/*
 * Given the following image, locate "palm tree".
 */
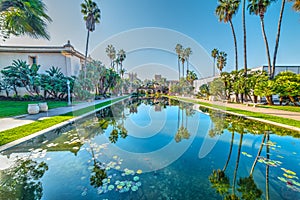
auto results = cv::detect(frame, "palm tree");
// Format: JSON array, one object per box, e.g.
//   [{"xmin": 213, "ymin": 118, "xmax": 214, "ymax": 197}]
[
  {"xmin": 248, "ymin": 0, "xmax": 274, "ymax": 78},
  {"xmin": 211, "ymin": 48, "xmax": 219, "ymax": 76},
  {"xmin": 215, "ymin": 0, "xmax": 240, "ymax": 71},
  {"xmin": 242, "ymin": 0, "xmax": 248, "ymax": 75},
  {"xmin": 175, "ymin": 44, "xmax": 183, "ymax": 81},
  {"xmin": 272, "ymin": 0, "xmax": 286, "ymax": 79},
  {"xmin": 217, "ymin": 51, "xmax": 227, "ymax": 73},
  {"xmin": 105, "ymin": 44, "xmax": 116, "ymax": 69},
  {"xmin": 184, "ymin": 47, "xmax": 192, "ymax": 74},
  {"xmin": 81, "ymin": 0, "xmax": 101, "ymax": 78},
  {"xmin": 117, "ymin": 49, "xmax": 126, "ymax": 74},
  {"xmin": 186, "ymin": 70, "xmax": 198, "ymax": 85},
  {"xmin": 0, "ymin": 0, "xmax": 52, "ymax": 40},
  {"xmin": 180, "ymin": 50, "xmax": 186, "ymax": 78}
]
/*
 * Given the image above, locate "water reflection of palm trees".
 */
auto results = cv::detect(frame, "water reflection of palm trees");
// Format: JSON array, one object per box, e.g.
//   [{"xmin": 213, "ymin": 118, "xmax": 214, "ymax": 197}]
[
  {"xmin": 174, "ymin": 101, "xmax": 195, "ymax": 143},
  {"xmin": 89, "ymin": 144, "xmax": 107, "ymax": 188},
  {"xmin": 0, "ymin": 157, "xmax": 48, "ymax": 200},
  {"xmin": 95, "ymin": 102, "xmax": 128, "ymax": 143},
  {"xmin": 206, "ymin": 108, "xmax": 287, "ymax": 199}
]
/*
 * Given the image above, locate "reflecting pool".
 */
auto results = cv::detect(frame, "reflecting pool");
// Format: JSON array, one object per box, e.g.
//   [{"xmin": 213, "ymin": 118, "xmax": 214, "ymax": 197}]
[{"xmin": 0, "ymin": 98, "xmax": 300, "ymax": 200}]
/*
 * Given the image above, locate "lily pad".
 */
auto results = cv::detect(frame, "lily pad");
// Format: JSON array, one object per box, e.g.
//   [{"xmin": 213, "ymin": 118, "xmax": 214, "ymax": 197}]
[
  {"xmin": 136, "ymin": 181, "xmax": 142, "ymax": 187},
  {"xmin": 108, "ymin": 185, "xmax": 114, "ymax": 191},
  {"xmin": 117, "ymin": 185, "xmax": 123, "ymax": 189},
  {"xmin": 133, "ymin": 176, "xmax": 139, "ymax": 181},
  {"xmin": 131, "ymin": 185, "xmax": 138, "ymax": 192},
  {"xmin": 281, "ymin": 168, "xmax": 297, "ymax": 176}
]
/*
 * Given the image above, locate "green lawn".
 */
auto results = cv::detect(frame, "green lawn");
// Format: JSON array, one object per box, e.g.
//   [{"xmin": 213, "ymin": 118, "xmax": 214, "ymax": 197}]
[
  {"xmin": 0, "ymin": 116, "xmax": 73, "ymax": 146},
  {"xmin": 0, "ymin": 100, "xmax": 68, "ymax": 118},
  {"xmin": 170, "ymin": 96, "xmax": 300, "ymax": 129},
  {"xmin": 0, "ymin": 96, "xmax": 128, "ymax": 146},
  {"xmin": 257, "ymin": 105, "xmax": 300, "ymax": 113}
]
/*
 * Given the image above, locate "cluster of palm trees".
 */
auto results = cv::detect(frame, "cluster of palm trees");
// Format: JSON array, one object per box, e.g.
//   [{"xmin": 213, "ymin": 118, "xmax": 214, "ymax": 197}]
[
  {"xmin": 215, "ymin": 0, "xmax": 300, "ymax": 79},
  {"xmin": 105, "ymin": 45, "xmax": 127, "ymax": 78},
  {"xmin": 206, "ymin": 109, "xmax": 297, "ymax": 199},
  {"xmin": 211, "ymin": 48, "xmax": 228, "ymax": 74},
  {"xmin": 175, "ymin": 44, "xmax": 193, "ymax": 80}
]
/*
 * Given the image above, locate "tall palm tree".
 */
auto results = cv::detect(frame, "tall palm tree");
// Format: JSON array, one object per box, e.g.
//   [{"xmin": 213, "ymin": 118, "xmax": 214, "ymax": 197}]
[
  {"xmin": 184, "ymin": 47, "xmax": 192, "ymax": 74},
  {"xmin": 81, "ymin": 0, "xmax": 101, "ymax": 78},
  {"xmin": 117, "ymin": 49, "xmax": 126, "ymax": 74},
  {"xmin": 271, "ymin": 0, "xmax": 300, "ymax": 79},
  {"xmin": 105, "ymin": 44, "xmax": 116, "ymax": 69},
  {"xmin": 211, "ymin": 48, "xmax": 219, "ymax": 76},
  {"xmin": 217, "ymin": 51, "xmax": 227, "ymax": 73},
  {"xmin": 248, "ymin": 0, "xmax": 274, "ymax": 78},
  {"xmin": 242, "ymin": 0, "xmax": 248, "ymax": 75},
  {"xmin": 216, "ymin": 0, "xmax": 240, "ymax": 71},
  {"xmin": 0, "ymin": 0, "xmax": 52, "ymax": 40},
  {"xmin": 180, "ymin": 50, "xmax": 186, "ymax": 78},
  {"xmin": 272, "ymin": 0, "xmax": 286, "ymax": 79},
  {"xmin": 175, "ymin": 44, "xmax": 183, "ymax": 81}
]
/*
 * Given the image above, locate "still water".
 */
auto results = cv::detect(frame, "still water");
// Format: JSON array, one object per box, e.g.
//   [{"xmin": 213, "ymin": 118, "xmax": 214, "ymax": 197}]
[{"xmin": 0, "ymin": 98, "xmax": 300, "ymax": 200}]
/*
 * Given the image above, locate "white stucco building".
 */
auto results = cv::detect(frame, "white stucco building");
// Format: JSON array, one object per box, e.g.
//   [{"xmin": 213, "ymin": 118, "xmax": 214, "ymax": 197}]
[
  {"xmin": 251, "ymin": 65, "xmax": 300, "ymax": 76},
  {"xmin": 0, "ymin": 41, "xmax": 90, "ymax": 76}
]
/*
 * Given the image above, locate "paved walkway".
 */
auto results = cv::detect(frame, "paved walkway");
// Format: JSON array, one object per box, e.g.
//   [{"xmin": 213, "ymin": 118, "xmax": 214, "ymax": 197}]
[
  {"xmin": 180, "ymin": 97, "xmax": 300, "ymax": 122},
  {"xmin": 0, "ymin": 97, "xmax": 121, "ymax": 132}
]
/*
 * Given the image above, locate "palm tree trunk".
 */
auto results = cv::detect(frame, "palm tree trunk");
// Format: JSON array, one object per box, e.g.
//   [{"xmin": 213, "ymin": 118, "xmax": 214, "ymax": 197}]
[
  {"xmin": 260, "ymin": 17, "xmax": 272, "ymax": 79},
  {"xmin": 266, "ymin": 132, "xmax": 270, "ymax": 200},
  {"xmin": 272, "ymin": 0, "xmax": 286, "ymax": 79},
  {"xmin": 233, "ymin": 133, "xmax": 243, "ymax": 195},
  {"xmin": 187, "ymin": 59, "xmax": 189, "ymax": 73},
  {"xmin": 177, "ymin": 106, "xmax": 180, "ymax": 130},
  {"xmin": 250, "ymin": 132, "xmax": 267, "ymax": 176},
  {"xmin": 223, "ymin": 132, "xmax": 235, "ymax": 172},
  {"xmin": 229, "ymin": 20, "xmax": 238, "ymax": 71},
  {"xmin": 178, "ymin": 58, "xmax": 181, "ymax": 81},
  {"xmin": 242, "ymin": 0, "xmax": 248, "ymax": 75},
  {"xmin": 213, "ymin": 58, "xmax": 216, "ymax": 77},
  {"xmin": 182, "ymin": 60, "xmax": 185, "ymax": 78},
  {"xmin": 84, "ymin": 30, "xmax": 90, "ymax": 79},
  {"xmin": 181, "ymin": 108, "xmax": 184, "ymax": 127}
]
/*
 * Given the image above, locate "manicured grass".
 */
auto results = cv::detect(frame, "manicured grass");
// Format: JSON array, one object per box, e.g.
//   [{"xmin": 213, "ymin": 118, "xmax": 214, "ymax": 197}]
[
  {"xmin": 0, "ymin": 96, "xmax": 128, "ymax": 146},
  {"xmin": 170, "ymin": 96, "xmax": 300, "ymax": 129},
  {"xmin": 0, "ymin": 100, "xmax": 68, "ymax": 118},
  {"xmin": 257, "ymin": 105, "xmax": 300, "ymax": 113},
  {"xmin": 0, "ymin": 116, "xmax": 73, "ymax": 146}
]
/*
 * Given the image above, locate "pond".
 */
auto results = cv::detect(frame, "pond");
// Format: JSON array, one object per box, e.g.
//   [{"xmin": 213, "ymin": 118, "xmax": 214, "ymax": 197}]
[{"xmin": 0, "ymin": 98, "xmax": 300, "ymax": 200}]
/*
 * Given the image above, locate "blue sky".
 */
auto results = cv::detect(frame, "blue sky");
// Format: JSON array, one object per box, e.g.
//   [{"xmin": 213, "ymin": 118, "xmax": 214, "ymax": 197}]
[{"xmin": 4, "ymin": 0, "xmax": 300, "ymax": 80}]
